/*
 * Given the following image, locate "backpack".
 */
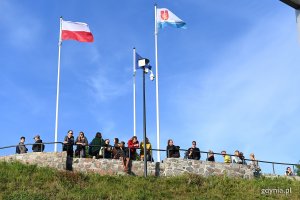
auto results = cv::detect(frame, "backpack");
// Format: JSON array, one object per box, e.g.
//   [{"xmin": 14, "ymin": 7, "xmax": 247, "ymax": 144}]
[{"xmin": 16, "ymin": 145, "xmax": 20, "ymax": 154}]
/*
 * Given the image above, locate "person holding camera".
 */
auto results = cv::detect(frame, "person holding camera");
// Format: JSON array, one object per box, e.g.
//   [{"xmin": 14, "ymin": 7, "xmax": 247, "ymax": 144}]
[
  {"xmin": 166, "ymin": 139, "xmax": 180, "ymax": 158},
  {"xmin": 186, "ymin": 141, "xmax": 200, "ymax": 160}
]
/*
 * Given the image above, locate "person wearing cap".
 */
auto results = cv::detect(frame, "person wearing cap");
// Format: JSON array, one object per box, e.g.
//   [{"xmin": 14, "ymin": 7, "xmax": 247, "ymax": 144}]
[{"xmin": 32, "ymin": 135, "xmax": 45, "ymax": 152}]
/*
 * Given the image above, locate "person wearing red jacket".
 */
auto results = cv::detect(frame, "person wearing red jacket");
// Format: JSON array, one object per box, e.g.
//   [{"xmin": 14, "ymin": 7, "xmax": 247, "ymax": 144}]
[{"xmin": 127, "ymin": 136, "xmax": 139, "ymax": 160}]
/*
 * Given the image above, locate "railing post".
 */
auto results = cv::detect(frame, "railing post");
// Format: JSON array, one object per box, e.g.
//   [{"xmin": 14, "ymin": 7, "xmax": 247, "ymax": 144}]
[
  {"xmin": 293, "ymin": 165, "xmax": 295, "ymax": 174},
  {"xmin": 128, "ymin": 147, "xmax": 131, "ymax": 159}
]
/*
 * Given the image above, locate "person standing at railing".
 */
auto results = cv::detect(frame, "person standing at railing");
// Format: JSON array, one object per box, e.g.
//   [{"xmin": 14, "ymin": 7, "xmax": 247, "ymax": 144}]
[
  {"xmin": 285, "ymin": 167, "xmax": 294, "ymax": 176},
  {"xmin": 185, "ymin": 141, "xmax": 200, "ymax": 160},
  {"xmin": 16, "ymin": 136, "xmax": 28, "ymax": 154},
  {"xmin": 75, "ymin": 131, "xmax": 88, "ymax": 158},
  {"xmin": 207, "ymin": 150, "xmax": 215, "ymax": 162},
  {"xmin": 140, "ymin": 137, "xmax": 153, "ymax": 162},
  {"xmin": 127, "ymin": 136, "xmax": 139, "ymax": 160},
  {"xmin": 117, "ymin": 141, "xmax": 130, "ymax": 172},
  {"xmin": 90, "ymin": 132, "xmax": 105, "ymax": 158},
  {"xmin": 166, "ymin": 139, "xmax": 180, "ymax": 158},
  {"xmin": 238, "ymin": 152, "xmax": 247, "ymax": 165},
  {"xmin": 249, "ymin": 153, "xmax": 261, "ymax": 177},
  {"xmin": 63, "ymin": 130, "xmax": 74, "ymax": 157},
  {"xmin": 221, "ymin": 150, "xmax": 231, "ymax": 163},
  {"xmin": 112, "ymin": 138, "xmax": 120, "ymax": 159},
  {"xmin": 102, "ymin": 139, "xmax": 113, "ymax": 159},
  {"xmin": 32, "ymin": 135, "xmax": 45, "ymax": 152},
  {"xmin": 232, "ymin": 150, "xmax": 242, "ymax": 164}
]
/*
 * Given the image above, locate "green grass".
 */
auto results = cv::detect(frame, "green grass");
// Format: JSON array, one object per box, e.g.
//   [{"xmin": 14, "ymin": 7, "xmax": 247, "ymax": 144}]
[{"xmin": 0, "ymin": 161, "xmax": 300, "ymax": 199}]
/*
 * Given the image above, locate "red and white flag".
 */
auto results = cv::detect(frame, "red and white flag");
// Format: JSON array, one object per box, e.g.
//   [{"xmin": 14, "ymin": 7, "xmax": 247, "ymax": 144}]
[{"xmin": 61, "ymin": 20, "xmax": 94, "ymax": 42}]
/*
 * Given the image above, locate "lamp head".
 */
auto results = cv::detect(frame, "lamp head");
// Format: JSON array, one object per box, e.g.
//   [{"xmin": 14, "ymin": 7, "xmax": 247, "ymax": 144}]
[
  {"xmin": 149, "ymin": 70, "xmax": 155, "ymax": 81},
  {"xmin": 138, "ymin": 58, "xmax": 150, "ymax": 67},
  {"xmin": 280, "ymin": 0, "xmax": 300, "ymax": 9}
]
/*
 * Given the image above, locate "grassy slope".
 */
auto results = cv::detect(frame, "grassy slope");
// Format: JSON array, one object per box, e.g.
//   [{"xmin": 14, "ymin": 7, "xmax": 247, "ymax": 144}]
[{"xmin": 0, "ymin": 162, "xmax": 299, "ymax": 200}]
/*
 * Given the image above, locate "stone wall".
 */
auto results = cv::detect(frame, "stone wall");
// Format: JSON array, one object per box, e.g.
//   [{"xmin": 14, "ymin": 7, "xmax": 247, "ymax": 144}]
[
  {"xmin": 162, "ymin": 158, "xmax": 253, "ymax": 179},
  {"xmin": 0, "ymin": 152, "xmax": 66, "ymax": 170},
  {"xmin": 0, "ymin": 153, "xmax": 254, "ymax": 178}
]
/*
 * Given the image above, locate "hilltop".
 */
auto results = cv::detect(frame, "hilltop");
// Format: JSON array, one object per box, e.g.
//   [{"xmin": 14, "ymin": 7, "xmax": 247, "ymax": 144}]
[{"xmin": 0, "ymin": 161, "xmax": 299, "ymax": 199}]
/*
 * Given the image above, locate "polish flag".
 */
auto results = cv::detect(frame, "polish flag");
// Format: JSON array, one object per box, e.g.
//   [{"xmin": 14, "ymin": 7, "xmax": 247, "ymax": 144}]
[{"xmin": 61, "ymin": 20, "xmax": 94, "ymax": 42}]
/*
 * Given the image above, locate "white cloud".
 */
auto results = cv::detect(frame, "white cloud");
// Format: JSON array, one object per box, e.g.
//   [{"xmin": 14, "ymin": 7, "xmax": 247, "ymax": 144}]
[{"xmin": 85, "ymin": 47, "xmax": 132, "ymax": 102}]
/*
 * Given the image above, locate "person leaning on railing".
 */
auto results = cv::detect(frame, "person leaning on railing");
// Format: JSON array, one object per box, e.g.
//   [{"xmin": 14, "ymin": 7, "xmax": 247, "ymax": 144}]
[
  {"xmin": 75, "ymin": 131, "xmax": 88, "ymax": 158},
  {"xmin": 249, "ymin": 153, "xmax": 261, "ymax": 177},
  {"xmin": 221, "ymin": 150, "xmax": 231, "ymax": 163},
  {"xmin": 32, "ymin": 135, "xmax": 45, "ymax": 152},
  {"xmin": 112, "ymin": 138, "xmax": 120, "ymax": 159},
  {"xmin": 166, "ymin": 139, "xmax": 180, "ymax": 158},
  {"xmin": 239, "ymin": 152, "xmax": 247, "ymax": 165},
  {"xmin": 285, "ymin": 167, "xmax": 294, "ymax": 176},
  {"xmin": 232, "ymin": 150, "xmax": 242, "ymax": 164},
  {"xmin": 127, "ymin": 136, "xmax": 139, "ymax": 160},
  {"xmin": 89, "ymin": 132, "xmax": 105, "ymax": 158},
  {"xmin": 140, "ymin": 137, "xmax": 153, "ymax": 162},
  {"xmin": 102, "ymin": 139, "xmax": 113, "ymax": 159},
  {"xmin": 63, "ymin": 130, "xmax": 74, "ymax": 157},
  {"xmin": 207, "ymin": 150, "xmax": 215, "ymax": 162},
  {"xmin": 185, "ymin": 141, "xmax": 200, "ymax": 160},
  {"xmin": 16, "ymin": 136, "xmax": 28, "ymax": 154}
]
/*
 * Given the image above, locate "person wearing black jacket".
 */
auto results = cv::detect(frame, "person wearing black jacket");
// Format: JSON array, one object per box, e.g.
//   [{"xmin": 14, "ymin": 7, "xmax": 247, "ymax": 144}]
[
  {"xmin": 63, "ymin": 130, "xmax": 75, "ymax": 157},
  {"xmin": 186, "ymin": 141, "xmax": 200, "ymax": 160},
  {"xmin": 166, "ymin": 139, "xmax": 180, "ymax": 158},
  {"xmin": 32, "ymin": 135, "xmax": 45, "ymax": 152}
]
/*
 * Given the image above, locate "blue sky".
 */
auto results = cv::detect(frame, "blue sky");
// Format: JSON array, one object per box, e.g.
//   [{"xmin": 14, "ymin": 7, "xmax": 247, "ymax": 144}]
[{"xmin": 0, "ymin": 0, "xmax": 299, "ymax": 174}]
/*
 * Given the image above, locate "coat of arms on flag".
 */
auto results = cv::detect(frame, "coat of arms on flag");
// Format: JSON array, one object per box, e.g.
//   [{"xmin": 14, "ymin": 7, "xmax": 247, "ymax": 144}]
[
  {"xmin": 160, "ymin": 10, "xmax": 169, "ymax": 21},
  {"xmin": 156, "ymin": 8, "xmax": 186, "ymax": 29}
]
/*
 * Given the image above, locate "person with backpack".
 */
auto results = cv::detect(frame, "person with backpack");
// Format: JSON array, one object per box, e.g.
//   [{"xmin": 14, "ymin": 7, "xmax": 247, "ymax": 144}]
[
  {"xmin": 16, "ymin": 136, "xmax": 28, "ymax": 154},
  {"xmin": 89, "ymin": 132, "xmax": 105, "ymax": 158},
  {"xmin": 32, "ymin": 135, "xmax": 45, "ymax": 152}
]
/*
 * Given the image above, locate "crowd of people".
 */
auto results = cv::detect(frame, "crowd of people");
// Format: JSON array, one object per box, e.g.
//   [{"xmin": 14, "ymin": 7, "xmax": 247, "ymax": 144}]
[{"xmin": 15, "ymin": 131, "xmax": 296, "ymax": 176}]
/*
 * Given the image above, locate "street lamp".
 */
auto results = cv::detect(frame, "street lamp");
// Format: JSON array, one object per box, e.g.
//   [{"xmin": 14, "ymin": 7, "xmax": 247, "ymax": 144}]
[
  {"xmin": 280, "ymin": 0, "xmax": 300, "ymax": 9},
  {"xmin": 138, "ymin": 58, "xmax": 154, "ymax": 177},
  {"xmin": 280, "ymin": 0, "xmax": 300, "ymax": 41}
]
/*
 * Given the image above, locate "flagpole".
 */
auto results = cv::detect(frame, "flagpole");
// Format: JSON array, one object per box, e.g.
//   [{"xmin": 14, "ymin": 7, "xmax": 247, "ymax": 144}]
[
  {"xmin": 154, "ymin": 4, "xmax": 161, "ymax": 162},
  {"xmin": 133, "ymin": 48, "xmax": 137, "ymax": 137},
  {"xmin": 54, "ymin": 17, "xmax": 63, "ymax": 152}
]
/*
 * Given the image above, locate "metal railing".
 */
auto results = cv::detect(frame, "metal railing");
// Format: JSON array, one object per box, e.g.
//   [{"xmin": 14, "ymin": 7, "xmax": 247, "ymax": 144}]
[{"xmin": 0, "ymin": 142, "xmax": 298, "ymax": 175}]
